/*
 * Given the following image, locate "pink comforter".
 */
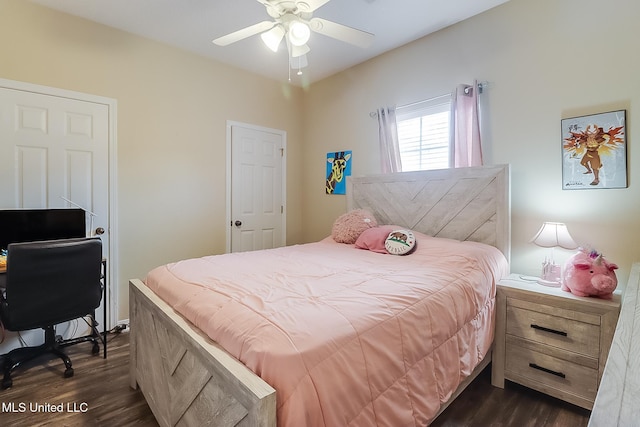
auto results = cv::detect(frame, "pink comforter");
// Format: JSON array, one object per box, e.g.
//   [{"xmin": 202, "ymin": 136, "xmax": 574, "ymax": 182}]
[{"xmin": 145, "ymin": 233, "xmax": 508, "ymax": 426}]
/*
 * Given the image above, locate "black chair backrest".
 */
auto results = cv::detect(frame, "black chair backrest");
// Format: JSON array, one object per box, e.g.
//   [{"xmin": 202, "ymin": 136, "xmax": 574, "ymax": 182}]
[{"xmin": 1, "ymin": 237, "xmax": 103, "ymax": 331}]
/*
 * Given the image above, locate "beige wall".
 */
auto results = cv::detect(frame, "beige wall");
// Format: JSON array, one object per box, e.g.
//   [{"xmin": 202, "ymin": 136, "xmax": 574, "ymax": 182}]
[
  {"xmin": 2, "ymin": 0, "xmax": 639, "ymax": 321},
  {"xmin": 0, "ymin": 1, "xmax": 304, "ymax": 319},
  {"xmin": 302, "ymin": 0, "xmax": 640, "ymax": 287}
]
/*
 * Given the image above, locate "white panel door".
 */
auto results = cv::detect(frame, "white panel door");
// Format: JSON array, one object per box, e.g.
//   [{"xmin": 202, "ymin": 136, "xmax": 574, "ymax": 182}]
[
  {"xmin": 0, "ymin": 86, "xmax": 110, "ymax": 340},
  {"xmin": 229, "ymin": 123, "xmax": 285, "ymax": 253}
]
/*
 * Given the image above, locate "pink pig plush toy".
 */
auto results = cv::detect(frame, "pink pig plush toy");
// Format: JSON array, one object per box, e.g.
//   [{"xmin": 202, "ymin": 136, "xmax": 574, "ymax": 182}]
[{"xmin": 562, "ymin": 249, "xmax": 618, "ymax": 299}]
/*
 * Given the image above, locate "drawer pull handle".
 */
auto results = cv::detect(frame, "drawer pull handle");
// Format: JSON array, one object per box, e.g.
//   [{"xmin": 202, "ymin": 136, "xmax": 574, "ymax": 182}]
[
  {"xmin": 530, "ymin": 324, "xmax": 567, "ymax": 336},
  {"xmin": 529, "ymin": 363, "xmax": 566, "ymax": 378}
]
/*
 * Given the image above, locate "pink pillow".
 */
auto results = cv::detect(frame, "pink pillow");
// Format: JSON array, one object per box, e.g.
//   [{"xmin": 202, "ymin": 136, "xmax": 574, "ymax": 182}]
[
  {"xmin": 355, "ymin": 226, "xmax": 395, "ymax": 253},
  {"xmin": 331, "ymin": 209, "xmax": 378, "ymax": 244}
]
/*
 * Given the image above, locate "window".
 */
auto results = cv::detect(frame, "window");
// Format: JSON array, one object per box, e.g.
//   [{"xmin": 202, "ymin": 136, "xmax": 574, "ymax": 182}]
[{"xmin": 396, "ymin": 97, "xmax": 451, "ymax": 171}]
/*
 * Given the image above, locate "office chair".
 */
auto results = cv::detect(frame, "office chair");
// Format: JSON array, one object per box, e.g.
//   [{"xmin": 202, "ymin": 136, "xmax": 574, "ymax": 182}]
[{"xmin": 0, "ymin": 237, "xmax": 103, "ymax": 389}]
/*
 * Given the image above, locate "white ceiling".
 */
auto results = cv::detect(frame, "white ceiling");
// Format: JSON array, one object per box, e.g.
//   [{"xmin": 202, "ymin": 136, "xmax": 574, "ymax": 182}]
[{"xmin": 31, "ymin": 0, "xmax": 509, "ymax": 85}]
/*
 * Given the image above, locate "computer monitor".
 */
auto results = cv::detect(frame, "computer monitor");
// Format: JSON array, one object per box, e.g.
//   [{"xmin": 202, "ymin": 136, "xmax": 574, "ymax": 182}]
[{"xmin": 0, "ymin": 208, "xmax": 87, "ymax": 250}]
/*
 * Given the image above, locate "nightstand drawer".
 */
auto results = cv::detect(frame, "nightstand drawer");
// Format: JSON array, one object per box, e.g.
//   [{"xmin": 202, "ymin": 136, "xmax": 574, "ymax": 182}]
[
  {"xmin": 505, "ymin": 342, "xmax": 598, "ymax": 402},
  {"xmin": 506, "ymin": 304, "xmax": 600, "ymax": 358}
]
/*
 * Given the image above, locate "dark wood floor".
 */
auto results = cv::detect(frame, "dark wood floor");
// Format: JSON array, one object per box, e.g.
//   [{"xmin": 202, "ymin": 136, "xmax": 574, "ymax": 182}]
[
  {"xmin": 0, "ymin": 331, "xmax": 158, "ymax": 427},
  {"xmin": 0, "ymin": 332, "xmax": 591, "ymax": 426},
  {"xmin": 432, "ymin": 367, "xmax": 591, "ymax": 427}
]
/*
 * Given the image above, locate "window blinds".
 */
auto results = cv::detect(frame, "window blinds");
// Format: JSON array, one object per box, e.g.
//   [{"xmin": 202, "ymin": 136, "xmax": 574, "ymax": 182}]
[{"xmin": 396, "ymin": 98, "xmax": 450, "ymax": 171}]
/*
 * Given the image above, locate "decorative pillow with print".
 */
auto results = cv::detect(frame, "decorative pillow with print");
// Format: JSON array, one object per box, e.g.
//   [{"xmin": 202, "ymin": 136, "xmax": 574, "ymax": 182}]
[{"xmin": 384, "ymin": 229, "xmax": 417, "ymax": 255}]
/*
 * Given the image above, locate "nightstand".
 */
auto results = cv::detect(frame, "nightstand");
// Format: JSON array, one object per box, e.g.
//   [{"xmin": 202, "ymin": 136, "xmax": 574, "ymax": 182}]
[{"xmin": 491, "ymin": 274, "xmax": 621, "ymax": 410}]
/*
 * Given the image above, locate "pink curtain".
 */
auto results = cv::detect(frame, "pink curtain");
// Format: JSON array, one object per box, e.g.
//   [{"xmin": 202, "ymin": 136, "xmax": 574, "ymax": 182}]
[
  {"xmin": 450, "ymin": 80, "xmax": 483, "ymax": 167},
  {"xmin": 376, "ymin": 107, "xmax": 402, "ymax": 173}
]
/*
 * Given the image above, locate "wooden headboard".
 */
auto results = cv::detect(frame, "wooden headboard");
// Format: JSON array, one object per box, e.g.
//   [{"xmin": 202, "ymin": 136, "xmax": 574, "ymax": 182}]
[{"xmin": 347, "ymin": 164, "xmax": 511, "ymax": 261}]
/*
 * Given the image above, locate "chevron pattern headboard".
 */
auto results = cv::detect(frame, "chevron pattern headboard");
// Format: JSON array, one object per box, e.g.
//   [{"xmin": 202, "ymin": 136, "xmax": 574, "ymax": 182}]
[{"xmin": 347, "ymin": 165, "xmax": 510, "ymax": 261}]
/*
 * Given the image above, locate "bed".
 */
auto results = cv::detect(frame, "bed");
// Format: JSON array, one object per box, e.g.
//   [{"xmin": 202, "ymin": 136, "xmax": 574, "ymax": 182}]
[{"xmin": 129, "ymin": 164, "xmax": 511, "ymax": 427}]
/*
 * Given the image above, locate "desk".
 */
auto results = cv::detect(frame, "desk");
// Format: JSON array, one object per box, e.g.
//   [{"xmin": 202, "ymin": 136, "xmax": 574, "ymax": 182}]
[{"xmin": 0, "ymin": 258, "xmax": 5, "ymax": 293}]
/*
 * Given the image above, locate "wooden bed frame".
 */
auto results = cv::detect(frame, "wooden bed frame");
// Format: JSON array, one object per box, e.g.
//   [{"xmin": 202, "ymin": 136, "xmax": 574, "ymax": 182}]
[{"xmin": 129, "ymin": 164, "xmax": 510, "ymax": 427}]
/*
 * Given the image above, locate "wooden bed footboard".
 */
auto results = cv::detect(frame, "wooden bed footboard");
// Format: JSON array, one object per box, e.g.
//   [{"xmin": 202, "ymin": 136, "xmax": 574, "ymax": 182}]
[{"xmin": 129, "ymin": 279, "xmax": 276, "ymax": 427}]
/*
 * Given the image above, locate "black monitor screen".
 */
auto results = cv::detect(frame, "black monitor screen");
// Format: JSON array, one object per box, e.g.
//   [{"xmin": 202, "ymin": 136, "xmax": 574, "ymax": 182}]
[{"xmin": 0, "ymin": 208, "xmax": 86, "ymax": 250}]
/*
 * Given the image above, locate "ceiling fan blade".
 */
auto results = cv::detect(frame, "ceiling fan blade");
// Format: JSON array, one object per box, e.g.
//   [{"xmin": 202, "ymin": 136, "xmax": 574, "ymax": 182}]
[
  {"xmin": 296, "ymin": 0, "xmax": 331, "ymax": 13},
  {"xmin": 212, "ymin": 21, "xmax": 275, "ymax": 46},
  {"xmin": 308, "ymin": 17, "xmax": 374, "ymax": 48}
]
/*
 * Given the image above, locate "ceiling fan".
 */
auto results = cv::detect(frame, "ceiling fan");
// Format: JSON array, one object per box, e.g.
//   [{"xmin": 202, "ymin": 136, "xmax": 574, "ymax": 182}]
[{"xmin": 212, "ymin": 0, "xmax": 374, "ymax": 72}]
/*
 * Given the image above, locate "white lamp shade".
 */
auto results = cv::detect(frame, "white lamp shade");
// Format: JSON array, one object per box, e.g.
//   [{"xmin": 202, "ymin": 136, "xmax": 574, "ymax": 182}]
[
  {"xmin": 288, "ymin": 21, "xmax": 310, "ymax": 46},
  {"xmin": 530, "ymin": 222, "xmax": 578, "ymax": 249},
  {"xmin": 261, "ymin": 25, "xmax": 285, "ymax": 52},
  {"xmin": 290, "ymin": 43, "xmax": 310, "ymax": 58}
]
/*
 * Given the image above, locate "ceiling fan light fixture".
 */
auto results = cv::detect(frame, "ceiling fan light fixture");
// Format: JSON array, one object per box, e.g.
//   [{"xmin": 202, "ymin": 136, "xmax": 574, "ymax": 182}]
[
  {"xmin": 288, "ymin": 21, "xmax": 310, "ymax": 47},
  {"xmin": 261, "ymin": 25, "xmax": 285, "ymax": 52},
  {"xmin": 290, "ymin": 43, "xmax": 310, "ymax": 58},
  {"xmin": 213, "ymin": 0, "xmax": 375, "ymax": 81}
]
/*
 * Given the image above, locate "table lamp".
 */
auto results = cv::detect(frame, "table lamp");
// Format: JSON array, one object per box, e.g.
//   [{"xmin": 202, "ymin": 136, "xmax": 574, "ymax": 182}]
[{"xmin": 530, "ymin": 222, "xmax": 578, "ymax": 287}]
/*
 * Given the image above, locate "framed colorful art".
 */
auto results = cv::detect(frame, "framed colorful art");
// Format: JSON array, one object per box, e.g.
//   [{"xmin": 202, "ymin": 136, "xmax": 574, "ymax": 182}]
[
  {"xmin": 326, "ymin": 151, "xmax": 352, "ymax": 194},
  {"xmin": 561, "ymin": 110, "xmax": 627, "ymax": 190}
]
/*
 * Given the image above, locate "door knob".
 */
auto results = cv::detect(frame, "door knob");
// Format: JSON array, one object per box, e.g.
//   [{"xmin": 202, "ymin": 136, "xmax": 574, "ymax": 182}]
[
  {"xmin": 234, "ymin": 220, "xmax": 242, "ymax": 227},
  {"xmin": 95, "ymin": 227, "xmax": 105, "ymax": 235}
]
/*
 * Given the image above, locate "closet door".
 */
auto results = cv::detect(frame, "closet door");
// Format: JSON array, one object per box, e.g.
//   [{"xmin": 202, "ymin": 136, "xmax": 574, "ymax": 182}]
[
  {"xmin": 228, "ymin": 122, "xmax": 286, "ymax": 253},
  {"xmin": 0, "ymin": 84, "xmax": 111, "ymax": 337}
]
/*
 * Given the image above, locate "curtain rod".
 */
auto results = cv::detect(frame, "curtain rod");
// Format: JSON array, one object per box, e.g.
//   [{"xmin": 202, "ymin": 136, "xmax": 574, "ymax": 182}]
[
  {"xmin": 369, "ymin": 81, "xmax": 488, "ymax": 118},
  {"xmin": 398, "ymin": 94, "xmax": 450, "ymax": 110},
  {"xmin": 465, "ymin": 81, "xmax": 487, "ymax": 94},
  {"xmin": 369, "ymin": 94, "xmax": 448, "ymax": 118}
]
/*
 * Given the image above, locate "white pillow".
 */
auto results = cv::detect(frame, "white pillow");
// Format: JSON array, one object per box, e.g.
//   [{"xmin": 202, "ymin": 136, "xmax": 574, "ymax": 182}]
[{"xmin": 384, "ymin": 229, "xmax": 417, "ymax": 255}]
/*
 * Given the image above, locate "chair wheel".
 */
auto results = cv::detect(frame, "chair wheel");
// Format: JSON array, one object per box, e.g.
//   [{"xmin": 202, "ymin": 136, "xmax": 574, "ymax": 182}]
[
  {"xmin": 2, "ymin": 378, "xmax": 12, "ymax": 389},
  {"xmin": 92, "ymin": 343, "xmax": 100, "ymax": 354},
  {"xmin": 64, "ymin": 367, "xmax": 74, "ymax": 378}
]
